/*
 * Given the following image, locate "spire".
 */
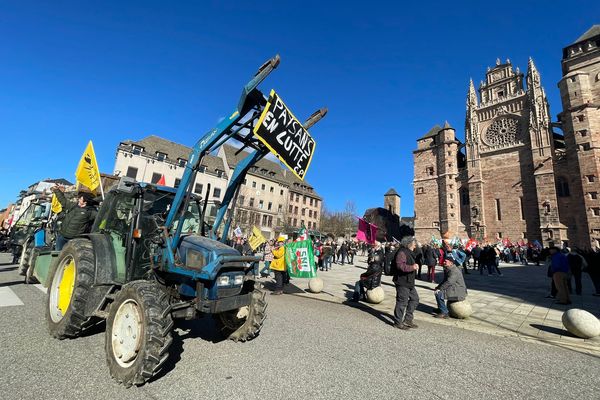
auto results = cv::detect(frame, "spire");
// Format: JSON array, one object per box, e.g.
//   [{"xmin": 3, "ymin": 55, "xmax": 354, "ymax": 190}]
[
  {"xmin": 443, "ymin": 120, "xmax": 453, "ymax": 129},
  {"xmin": 527, "ymin": 57, "xmax": 540, "ymax": 87},
  {"xmin": 467, "ymin": 78, "xmax": 478, "ymax": 106}
]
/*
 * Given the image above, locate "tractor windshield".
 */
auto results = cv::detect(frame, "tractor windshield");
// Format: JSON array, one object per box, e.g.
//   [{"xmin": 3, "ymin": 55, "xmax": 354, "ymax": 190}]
[{"xmin": 141, "ymin": 191, "xmax": 202, "ymax": 235}]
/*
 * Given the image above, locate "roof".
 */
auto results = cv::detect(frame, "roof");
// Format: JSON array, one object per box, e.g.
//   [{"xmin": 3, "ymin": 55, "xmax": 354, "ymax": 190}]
[
  {"xmin": 419, "ymin": 125, "xmax": 442, "ymax": 140},
  {"xmin": 121, "ymin": 135, "xmax": 224, "ymax": 172},
  {"xmin": 384, "ymin": 188, "xmax": 399, "ymax": 196},
  {"xmin": 222, "ymin": 144, "xmax": 322, "ymax": 199},
  {"xmin": 574, "ymin": 25, "xmax": 600, "ymax": 44}
]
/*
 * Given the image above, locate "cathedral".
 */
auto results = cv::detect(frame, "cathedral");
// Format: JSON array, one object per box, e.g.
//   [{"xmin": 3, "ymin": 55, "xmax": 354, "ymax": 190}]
[{"xmin": 413, "ymin": 25, "xmax": 600, "ymax": 249}]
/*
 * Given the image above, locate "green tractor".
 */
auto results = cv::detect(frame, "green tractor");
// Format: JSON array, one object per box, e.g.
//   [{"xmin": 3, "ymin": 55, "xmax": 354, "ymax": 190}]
[{"xmin": 31, "ymin": 55, "xmax": 326, "ymax": 386}]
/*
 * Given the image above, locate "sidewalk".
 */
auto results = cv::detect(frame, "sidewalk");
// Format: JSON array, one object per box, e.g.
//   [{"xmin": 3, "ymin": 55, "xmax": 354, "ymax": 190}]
[{"xmin": 260, "ymin": 255, "xmax": 600, "ymax": 356}]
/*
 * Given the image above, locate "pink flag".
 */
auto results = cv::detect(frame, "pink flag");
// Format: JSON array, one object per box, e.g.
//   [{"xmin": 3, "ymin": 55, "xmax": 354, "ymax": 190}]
[{"xmin": 356, "ymin": 217, "xmax": 377, "ymax": 244}]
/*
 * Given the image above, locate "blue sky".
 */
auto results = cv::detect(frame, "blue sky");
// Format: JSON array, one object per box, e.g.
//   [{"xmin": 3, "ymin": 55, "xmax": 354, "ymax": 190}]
[{"xmin": 0, "ymin": 1, "xmax": 598, "ymax": 215}]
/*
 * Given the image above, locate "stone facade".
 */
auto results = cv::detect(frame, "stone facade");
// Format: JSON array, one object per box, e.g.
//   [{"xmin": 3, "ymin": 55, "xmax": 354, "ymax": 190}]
[
  {"xmin": 557, "ymin": 26, "xmax": 600, "ymax": 249},
  {"xmin": 114, "ymin": 136, "xmax": 322, "ymax": 239},
  {"xmin": 413, "ymin": 26, "xmax": 600, "ymax": 249}
]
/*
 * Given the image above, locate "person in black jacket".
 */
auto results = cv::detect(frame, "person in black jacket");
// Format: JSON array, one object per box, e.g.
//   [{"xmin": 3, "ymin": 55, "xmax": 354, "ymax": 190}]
[
  {"xmin": 352, "ymin": 242, "xmax": 383, "ymax": 301},
  {"xmin": 52, "ymin": 185, "xmax": 98, "ymax": 251},
  {"xmin": 423, "ymin": 244, "xmax": 438, "ymax": 283},
  {"xmin": 393, "ymin": 236, "xmax": 419, "ymax": 330}
]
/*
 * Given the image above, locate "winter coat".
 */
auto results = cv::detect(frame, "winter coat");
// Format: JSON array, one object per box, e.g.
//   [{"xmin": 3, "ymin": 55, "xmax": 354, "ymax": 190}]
[
  {"xmin": 423, "ymin": 246, "xmax": 437, "ymax": 267},
  {"xmin": 361, "ymin": 251, "xmax": 383, "ymax": 290},
  {"xmin": 436, "ymin": 265, "xmax": 467, "ymax": 301},
  {"xmin": 270, "ymin": 245, "xmax": 286, "ymax": 271},
  {"xmin": 393, "ymin": 247, "xmax": 416, "ymax": 288},
  {"xmin": 54, "ymin": 190, "xmax": 97, "ymax": 239}
]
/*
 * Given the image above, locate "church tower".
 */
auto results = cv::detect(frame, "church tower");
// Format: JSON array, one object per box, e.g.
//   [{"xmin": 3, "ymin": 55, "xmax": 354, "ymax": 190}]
[
  {"xmin": 462, "ymin": 58, "xmax": 565, "ymax": 245},
  {"xmin": 384, "ymin": 188, "xmax": 401, "ymax": 216}
]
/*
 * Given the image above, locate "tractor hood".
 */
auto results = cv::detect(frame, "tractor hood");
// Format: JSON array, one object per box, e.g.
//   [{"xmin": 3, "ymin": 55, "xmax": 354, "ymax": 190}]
[{"xmin": 177, "ymin": 235, "xmax": 260, "ymax": 280}]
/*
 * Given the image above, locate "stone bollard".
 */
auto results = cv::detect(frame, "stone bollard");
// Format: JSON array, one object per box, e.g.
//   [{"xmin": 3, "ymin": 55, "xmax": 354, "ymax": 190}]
[
  {"xmin": 561, "ymin": 309, "xmax": 600, "ymax": 339},
  {"xmin": 308, "ymin": 277, "xmax": 323, "ymax": 293},
  {"xmin": 448, "ymin": 300, "xmax": 473, "ymax": 319},
  {"xmin": 366, "ymin": 286, "xmax": 385, "ymax": 304}
]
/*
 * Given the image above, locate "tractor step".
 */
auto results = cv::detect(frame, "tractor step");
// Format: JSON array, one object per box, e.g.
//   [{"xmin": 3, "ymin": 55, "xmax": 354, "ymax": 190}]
[{"xmin": 92, "ymin": 310, "xmax": 109, "ymax": 319}]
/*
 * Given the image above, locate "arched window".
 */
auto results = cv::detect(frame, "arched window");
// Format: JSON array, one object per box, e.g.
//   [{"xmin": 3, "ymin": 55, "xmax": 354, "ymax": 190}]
[{"xmin": 556, "ymin": 177, "xmax": 570, "ymax": 197}]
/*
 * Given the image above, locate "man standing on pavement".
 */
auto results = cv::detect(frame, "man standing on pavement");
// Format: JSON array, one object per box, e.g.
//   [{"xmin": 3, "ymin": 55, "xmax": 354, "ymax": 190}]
[
  {"xmin": 393, "ymin": 236, "xmax": 419, "ymax": 330},
  {"xmin": 433, "ymin": 253, "xmax": 468, "ymax": 319},
  {"xmin": 52, "ymin": 184, "xmax": 98, "ymax": 251}
]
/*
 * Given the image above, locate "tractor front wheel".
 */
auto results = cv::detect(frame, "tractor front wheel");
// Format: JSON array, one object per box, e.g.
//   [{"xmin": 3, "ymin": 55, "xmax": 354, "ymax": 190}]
[
  {"xmin": 214, "ymin": 284, "xmax": 267, "ymax": 342},
  {"xmin": 46, "ymin": 239, "xmax": 94, "ymax": 339},
  {"xmin": 105, "ymin": 280, "xmax": 173, "ymax": 387}
]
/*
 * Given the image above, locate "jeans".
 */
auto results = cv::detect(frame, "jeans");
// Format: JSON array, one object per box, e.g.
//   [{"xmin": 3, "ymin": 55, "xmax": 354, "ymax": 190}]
[
  {"xmin": 55, "ymin": 233, "xmax": 70, "ymax": 251},
  {"xmin": 435, "ymin": 291, "xmax": 449, "ymax": 315},
  {"xmin": 260, "ymin": 261, "xmax": 271, "ymax": 276},
  {"xmin": 353, "ymin": 280, "xmax": 365, "ymax": 301},
  {"xmin": 324, "ymin": 255, "xmax": 332, "ymax": 270},
  {"xmin": 394, "ymin": 284, "xmax": 419, "ymax": 325}
]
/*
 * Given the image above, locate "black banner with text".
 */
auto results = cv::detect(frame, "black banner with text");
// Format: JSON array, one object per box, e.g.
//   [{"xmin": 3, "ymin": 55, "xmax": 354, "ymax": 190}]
[{"xmin": 253, "ymin": 90, "xmax": 316, "ymax": 180}]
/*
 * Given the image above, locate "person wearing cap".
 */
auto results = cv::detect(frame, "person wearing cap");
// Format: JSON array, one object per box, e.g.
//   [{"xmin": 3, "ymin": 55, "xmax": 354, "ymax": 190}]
[
  {"xmin": 433, "ymin": 252, "xmax": 468, "ymax": 319},
  {"xmin": 270, "ymin": 236, "xmax": 286, "ymax": 295},
  {"xmin": 52, "ymin": 184, "xmax": 98, "ymax": 251}
]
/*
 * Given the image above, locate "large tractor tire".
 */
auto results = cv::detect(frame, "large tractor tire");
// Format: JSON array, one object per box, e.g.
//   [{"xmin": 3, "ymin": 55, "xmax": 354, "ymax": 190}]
[
  {"xmin": 214, "ymin": 284, "xmax": 267, "ymax": 342},
  {"xmin": 46, "ymin": 239, "xmax": 95, "ymax": 339},
  {"xmin": 105, "ymin": 280, "xmax": 173, "ymax": 387},
  {"xmin": 18, "ymin": 238, "xmax": 33, "ymax": 276},
  {"xmin": 25, "ymin": 248, "xmax": 40, "ymax": 284}
]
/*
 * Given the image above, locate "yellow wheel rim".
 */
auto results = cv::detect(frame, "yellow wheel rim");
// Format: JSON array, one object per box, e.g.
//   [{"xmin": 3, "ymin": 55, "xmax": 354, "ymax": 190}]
[{"xmin": 57, "ymin": 259, "xmax": 76, "ymax": 315}]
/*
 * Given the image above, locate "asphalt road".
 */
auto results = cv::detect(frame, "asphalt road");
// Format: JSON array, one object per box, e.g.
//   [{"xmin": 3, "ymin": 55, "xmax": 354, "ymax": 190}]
[{"xmin": 1, "ymin": 256, "xmax": 598, "ymax": 400}]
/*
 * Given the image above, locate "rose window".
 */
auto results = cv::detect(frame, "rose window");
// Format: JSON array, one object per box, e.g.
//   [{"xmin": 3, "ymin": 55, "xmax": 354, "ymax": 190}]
[{"xmin": 484, "ymin": 118, "xmax": 520, "ymax": 147}]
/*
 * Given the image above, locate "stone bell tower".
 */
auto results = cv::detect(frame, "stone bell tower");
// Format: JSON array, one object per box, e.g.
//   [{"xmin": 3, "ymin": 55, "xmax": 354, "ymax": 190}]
[{"xmin": 384, "ymin": 188, "xmax": 401, "ymax": 216}]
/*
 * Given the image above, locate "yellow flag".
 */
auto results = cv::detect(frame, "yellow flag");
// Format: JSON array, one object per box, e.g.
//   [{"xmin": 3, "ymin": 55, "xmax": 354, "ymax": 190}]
[
  {"xmin": 248, "ymin": 226, "xmax": 266, "ymax": 251},
  {"xmin": 75, "ymin": 140, "xmax": 101, "ymax": 191},
  {"xmin": 51, "ymin": 194, "xmax": 62, "ymax": 214}
]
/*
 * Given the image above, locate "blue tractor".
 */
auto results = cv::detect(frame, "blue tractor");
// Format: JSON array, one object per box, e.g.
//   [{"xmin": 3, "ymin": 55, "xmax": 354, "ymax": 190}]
[{"xmin": 31, "ymin": 55, "xmax": 326, "ymax": 386}]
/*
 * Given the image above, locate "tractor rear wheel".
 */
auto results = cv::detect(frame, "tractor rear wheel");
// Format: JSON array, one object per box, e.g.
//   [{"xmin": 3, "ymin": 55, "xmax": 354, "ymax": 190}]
[
  {"xmin": 46, "ymin": 239, "xmax": 95, "ymax": 339},
  {"xmin": 105, "ymin": 280, "xmax": 173, "ymax": 387},
  {"xmin": 18, "ymin": 238, "xmax": 33, "ymax": 276},
  {"xmin": 25, "ymin": 248, "xmax": 40, "ymax": 284},
  {"xmin": 214, "ymin": 284, "xmax": 267, "ymax": 342}
]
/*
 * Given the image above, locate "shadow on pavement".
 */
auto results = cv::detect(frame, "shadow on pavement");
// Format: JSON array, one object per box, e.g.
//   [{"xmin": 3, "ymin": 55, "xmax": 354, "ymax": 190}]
[
  {"xmin": 530, "ymin": 323, "xmax": 571, "ymax": 337},
  {"xmin": 342, "ymin": 296, "xmax": 396, "ymax": 326},
  {"xmin": 0, "ymin": 280, "xmax": 23, "ymax": 287},
  {"xmin": 0, "ymin": 266, "xmax": 18, "ymax": 271}
]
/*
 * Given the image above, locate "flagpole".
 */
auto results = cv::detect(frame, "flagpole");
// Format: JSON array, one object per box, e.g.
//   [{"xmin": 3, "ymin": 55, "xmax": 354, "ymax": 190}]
[{"xmin": 98, "ymin": 176, "xmax": 105, "ymax": 200}]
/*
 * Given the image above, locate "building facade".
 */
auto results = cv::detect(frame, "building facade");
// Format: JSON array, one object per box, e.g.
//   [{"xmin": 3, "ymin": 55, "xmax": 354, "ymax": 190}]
[
  {"xmin": 114, "ymin": 136, "xmax": 322, "ymax": 239},
  {"xmin": 413, "ymin": 26, "xmax": 600, "ymax": 249}
]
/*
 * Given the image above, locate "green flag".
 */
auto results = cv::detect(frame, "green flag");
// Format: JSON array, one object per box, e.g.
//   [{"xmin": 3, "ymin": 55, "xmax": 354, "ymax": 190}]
[{"xmin": 285, "ymin": 239, "xmax": 317, "ymax": 278}]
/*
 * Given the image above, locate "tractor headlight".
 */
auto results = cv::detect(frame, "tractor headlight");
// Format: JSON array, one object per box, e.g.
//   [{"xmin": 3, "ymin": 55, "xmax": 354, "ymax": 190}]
[
  {"xmin": 217, "ymin": 275, "xmax": 230, "ymax": 286},
  {"xmin": 233, "ymin": 275, "xmax": 244, "ymax": 286}
]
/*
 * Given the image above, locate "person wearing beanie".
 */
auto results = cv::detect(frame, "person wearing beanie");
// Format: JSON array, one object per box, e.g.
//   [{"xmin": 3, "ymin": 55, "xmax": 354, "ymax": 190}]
[
  {"xmin": 433, "ymin": 252, "xmax": 468, "ymax": 319},
  {"xmin": 51, "ymin": 184, "xmax": 99, "ymax": 251}
]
